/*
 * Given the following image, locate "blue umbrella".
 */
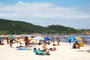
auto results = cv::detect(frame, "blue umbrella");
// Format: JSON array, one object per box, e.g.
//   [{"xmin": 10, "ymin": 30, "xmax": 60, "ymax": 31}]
[
  {"xmin": 66, "ymin": 36, "xmax": 75, "ymax": 43},
  {"xmin": 43, "ymin": 36, "xmax": 50, "ymax": 41}
]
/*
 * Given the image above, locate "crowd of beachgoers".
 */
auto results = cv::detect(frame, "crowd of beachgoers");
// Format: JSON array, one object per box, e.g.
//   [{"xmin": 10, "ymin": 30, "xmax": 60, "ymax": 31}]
[
  {"xmin": 0, "ymin": 34, "xmax": 90, "ymax": 56},
  {"xmin": 0, "ymin": 34, "xmax": 59, "ymax": 55}
]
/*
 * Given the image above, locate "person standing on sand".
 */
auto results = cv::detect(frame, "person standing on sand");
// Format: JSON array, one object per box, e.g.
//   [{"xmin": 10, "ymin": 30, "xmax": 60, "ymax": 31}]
[
  {"xmin": 10, "ymin": 38, "xmax": 15, "ymax": 47},
  {"xmin": 69, "ymin": 39, "xmax": 71, "ymax": 43},
  {"xmin": 56, "ymin": 36, "xmax": 60, "ymax": 45},
  {"xmin": 24, "ymin": 37, "xmax": 30, "ymax": 47},
  {"xmin": 6, "ymin": 37, "xmax": 9, "ymax": 44}
]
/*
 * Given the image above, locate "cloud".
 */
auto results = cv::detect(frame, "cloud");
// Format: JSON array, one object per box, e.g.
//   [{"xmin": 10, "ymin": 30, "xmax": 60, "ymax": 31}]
[
  {"xmin": 0, "ymin": 2, "xmax": 90, "ymax": 29},
  {"xmin": 0, "ymin": 2, "xmax": 90, "ymax": 19}
]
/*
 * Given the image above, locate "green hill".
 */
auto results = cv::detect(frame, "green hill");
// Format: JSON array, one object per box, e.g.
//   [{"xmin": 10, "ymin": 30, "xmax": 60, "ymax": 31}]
[{"xmin": 0, "ymin": 19, "xmax": 78, "ymax": 34}]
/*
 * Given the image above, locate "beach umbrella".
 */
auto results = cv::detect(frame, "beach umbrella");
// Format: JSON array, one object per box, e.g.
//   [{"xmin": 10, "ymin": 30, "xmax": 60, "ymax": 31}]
[
  {"xmin": 75, "ymin": 37, "xmax": 82, "ymax": 40},
  {"xmin": 75, "ymin": 37, "xmax": 83, "ymax": 46},
  {"xmin": 43, "ymin": 36, "xmax": 50, "ymax": 41},
  {"xmin": 75, "ymin": 37, "xmax": 83, "ymax": 42},
  {"xmin": 32, "ymin": 36, "xmax": 43, "ymax": 43},
  {"xmin": 32, "ymin": 36, "xmax": 43, "ymax": 40},
  {"xmin": 66, "ymin": 36, "xmax": 75, "ymax": 40},
  {"xmin": 66, "ymin": 36, "xmax": 75, "ymax": 43},
  {"xmin": 28, "ymin": 37, "xmax": 32, "ymax": 40}
]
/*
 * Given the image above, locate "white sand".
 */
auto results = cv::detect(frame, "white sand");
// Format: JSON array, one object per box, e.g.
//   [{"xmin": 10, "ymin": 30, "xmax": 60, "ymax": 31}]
[{"xmin": 0, "ymin": 42, "xmax": 90, "ymax": 60}]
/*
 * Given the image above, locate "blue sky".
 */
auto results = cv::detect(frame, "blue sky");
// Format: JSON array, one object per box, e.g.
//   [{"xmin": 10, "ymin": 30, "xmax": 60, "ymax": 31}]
[
  {"xmin": 0, "ymin": 0, "xmax": 90, "ymax": 29},
  {"xmin": 0, "ymin": 0, "xmax": 89, "ymax": 7}
]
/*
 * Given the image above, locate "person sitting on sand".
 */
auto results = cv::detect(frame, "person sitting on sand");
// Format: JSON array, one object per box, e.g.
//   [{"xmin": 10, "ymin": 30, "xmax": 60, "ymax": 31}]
[
  {"xmin": 73, "ymin": 41, "xmax": 80, "ymax": 49},
  {"xmin": 42, "ymin": 42, "xmax": 47, "ymax": 51}
]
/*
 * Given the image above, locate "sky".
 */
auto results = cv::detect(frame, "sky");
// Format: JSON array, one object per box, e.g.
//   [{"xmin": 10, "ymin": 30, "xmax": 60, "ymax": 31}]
[{"xmin": 0, "ymin": 0, "xmax": 90, "ymax": 29}]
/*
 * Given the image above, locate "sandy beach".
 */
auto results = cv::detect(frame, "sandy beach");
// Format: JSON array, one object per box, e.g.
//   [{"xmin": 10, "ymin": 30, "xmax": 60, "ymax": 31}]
[{"xmin": 0, "ymin": 42, "xmax": 90, "ymax": 60}]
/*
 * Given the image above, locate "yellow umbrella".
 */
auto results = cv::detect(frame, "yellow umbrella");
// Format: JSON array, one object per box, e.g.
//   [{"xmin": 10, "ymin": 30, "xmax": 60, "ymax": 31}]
[
  {"xmin": 76, "ymin": 37, "xmax": 82, "ymax": 40},
  {"xmin": 28, "ymin": 37, "xmax": 32, "ymax": 40},
  {"xmin": 76, "ymin": 37, "xmax": 83, "ymax": 46}
]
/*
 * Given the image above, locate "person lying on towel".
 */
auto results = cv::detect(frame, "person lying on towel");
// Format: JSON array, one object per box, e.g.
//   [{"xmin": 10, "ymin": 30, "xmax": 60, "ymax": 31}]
[{"xmin": 33, "ymin": 48, "xmax": 50, "ymax": 55}]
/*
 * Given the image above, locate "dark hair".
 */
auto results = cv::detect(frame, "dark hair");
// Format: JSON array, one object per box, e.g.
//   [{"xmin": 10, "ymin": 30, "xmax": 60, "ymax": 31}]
[
  {"xmin": 34, "ymin": 48, "xmax": 36, "ymax": 50},
  {"xmin": 25, "ymin": 37, "xmax": 28, "ymax": 40}
]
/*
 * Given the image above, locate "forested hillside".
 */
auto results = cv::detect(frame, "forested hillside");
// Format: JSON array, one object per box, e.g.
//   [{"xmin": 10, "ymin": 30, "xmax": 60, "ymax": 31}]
[{"xmin": 0, "ymin": 19, "xmax": 78, "ymax": 34}]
